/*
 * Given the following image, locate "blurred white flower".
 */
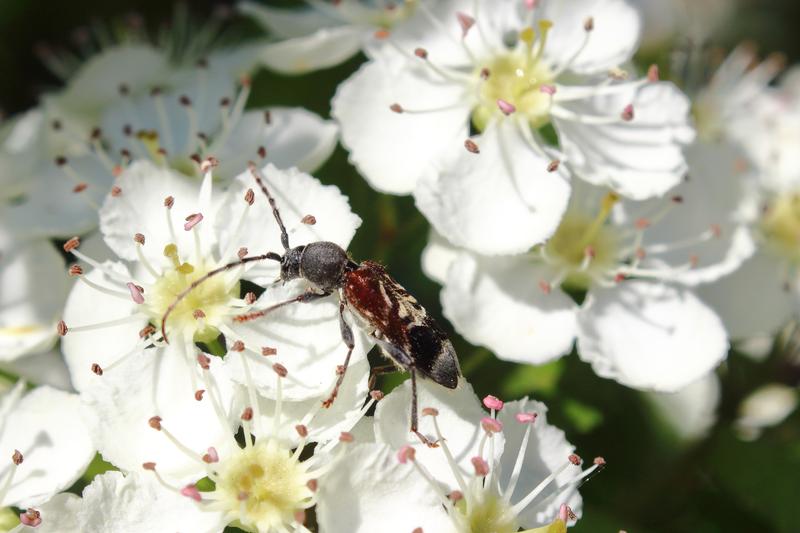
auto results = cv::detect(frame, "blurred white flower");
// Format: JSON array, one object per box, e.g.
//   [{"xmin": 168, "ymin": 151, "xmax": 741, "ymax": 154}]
[
  {"xmin": 645, "ymin": 372, "xmax": 721, "ymax": 441},
  {"xmin": 735, "ymin": 383, "xmax": 798, "ymax": 441},
  {"xmin": 0, "ymin": 382, "xmax": 95, "ymax": 511},
  {"xmin": 333, "ymin": 0, "xmax": 694, "ymax": 255},
  {"xmin": 423, "ymin": 177, "xmax": 739, "ymax": 392},
  {"xmin": 240, "ymin": 0, "xmax": 418, "ymax": 74},
  {"xmin": 693, "ymin": 55, "xmax": 800, "ymax": 339},
  {"xmin": 631, "ymin": 0, "xmax": 735, "ymax": 51},
  {"xmin": 1, "ymin": 36, "xmax": 336, "ymax": 240},
  {"xmin": 318, "ymin": 381, "xmax": 597, "ymax": 532},
  {"xmin": 0, "ymin": 227, "xmax": 70, "ymax": 374}
]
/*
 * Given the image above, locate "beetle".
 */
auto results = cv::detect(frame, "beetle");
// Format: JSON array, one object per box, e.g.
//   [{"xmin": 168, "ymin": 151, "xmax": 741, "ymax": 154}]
[{"xmin": 162, "ymin": 164, "xmax": 461, "ymax": 445}]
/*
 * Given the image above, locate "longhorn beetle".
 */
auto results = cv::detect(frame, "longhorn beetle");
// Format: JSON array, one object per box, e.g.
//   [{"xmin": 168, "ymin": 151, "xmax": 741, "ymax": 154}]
[{"xmin": 161, "ymin": 164, "xmax": 461, "ymax": 445}]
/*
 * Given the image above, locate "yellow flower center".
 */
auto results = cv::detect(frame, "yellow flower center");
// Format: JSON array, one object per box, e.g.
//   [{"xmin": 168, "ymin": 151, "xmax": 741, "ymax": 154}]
[
  {"xmin": 760, "ymin": 191, "xmax": 800, "ymax": 264},
  {"xmin": 145, "ymin": 244, "xmax": 236, "ymax": 342},
  {"xmin": 457, "ymin": 492, "xmax": 519, "ymax": 533},
  {"xmin": 214, "ymin": 440, "xmax": 314, "ymax": 531},
  {"xmin": 472, "ymin": 21, "xmax": 555, "ymax": 131},
  {"xmin": 543, "ymin": 193, "xmax": 621, "ymax": 290}
]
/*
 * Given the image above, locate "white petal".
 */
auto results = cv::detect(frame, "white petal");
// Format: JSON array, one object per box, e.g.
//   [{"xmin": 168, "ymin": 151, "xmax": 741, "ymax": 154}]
[
  {"xmin": 383, "ymin": 0, "xmax": 519, "ymax": 67},
  {"xmin": 540, "ymin": 0, "xmax": 642, "ymax": 75},
  {"xmin": 374, "ymin": 379, "xmax": 504, "ymax": 489},
  {"xmin": 78, "ymin": 471, "xmax": 224, "ymax": 533},
  {"xmin": 57, "ymin": 45, "xmax": 170, "ymax": 116},
  {"xmin": 644, "ymin": 372, "xmax": 721, "ymax": 441},
  {"xmin": 61, "ymin": 262, "xmax": 146, "ymax": 392},
  {"xmin": 441, "ymin": 253, "xmax": 577, "ymax": 364},
  {"xmin": 215, "ymin": 164, "xmax": 361, "ymax": 280},
  {"xmin": 497, "ymin": 399, "xmax": 583, "ymax": 528},
  {"xmin": 82, "ymin": 348, "xmax": 236, "ymax": 483},
  {"xmin": 225, "ymin": 282, "xmax": 372, "ymax": 402},
  {"xmin": 696, "ymin": 251, "xmax": 794, "ymax": 339},
  {"xmin": 316, "ymin": 443, "xmax": 457, "ymax": 533},
  {"xmin": 618, "ymin": 141, "xmax": 756, "ymax": 285},
  {"xmin": 238, "ymin": 2, "xmax": 341, "ymax": 38},
  {"xmin": 735, "ymin": 383, "xmax": 798, "ymax": 440},
  {"xmin": 0, "ymin": 350, "xmax": 73, "ymax": 391},
  {"xmin": 0, "ymin": 237, "xmax": 68, "ymax": 360},
  {"xmin": 250, "ymin": 357, "xmax": 370, "ymax": 445},
  {"xmin": 100, "ymin": 64, "xmax": 234, "ymax": 159},
  {"xmin": 332, "ymin": 54, "xmax": 470, "ymax": 195},
  {"xmin": 421, "ymin": 230, "xmax": 460, "ymax": 285},
  {"xmin": 99, "ymin": 160, "xmax": 214, "ymax": 263},
  {"xmin": 1, "ymin": 155, "xmax": 111, "ymax": 239},
  {"xmin": 0, "ymin": 386, "xmax": 95, "ymax": 507},
  {"xmin": 555, "ymin": 81, "xmax": 695, "ymax": 200},
  {"xmin": 576, "ymin": 281, "xmax": 728, "ymax": 392},
  {"xmin": 9, "ymin": 493, "xmax": 82, "ymax": 533},
  {"xmin": 213, "ymin": 107, "xmax": 338, "ymax": 178},
  {"xmin": 415, "ymin": 119, "xmax": 571, "ymax": 255},
  {"xmin": 258, "ymin": 26, "xmax": 364, "ymax": 74}
]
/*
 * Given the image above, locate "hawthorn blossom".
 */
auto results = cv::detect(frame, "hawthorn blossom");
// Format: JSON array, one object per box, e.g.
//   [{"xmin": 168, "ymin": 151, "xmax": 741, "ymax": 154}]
[
  {"xmin": 318, "ymin": 381, "xmax": 599, "ymax": 532},
  {"xmin": 692, "ymin": 53, "xmax": 800, "ymax": 339},
  {"xmin": 67, "ymin": 352, "xmax": 371, "ymax": 532},
  {"xmin": 239, "ymin": 0, "xmax": 417, "ymax": 74},
  {"xmin": 0, "ymin": 382, "xmax": 95, "ymax": 512},
  {"xmin": 0, "ymin": 227, "xmax": 70, "ymax": 372},
  {"xmin": 2, "ymin": 38, "xmax": 336, "ymax": 240},
  {"xmin": 334, "ymin": 0, "xmax": 694, "ymax": 255},
  {"xmin": 59, "ymin": 161, "xmax": 369, "ymax": 480},
  {"xmin": 422, "ymin": 177, "xmax": 741, "ymax": 392}
]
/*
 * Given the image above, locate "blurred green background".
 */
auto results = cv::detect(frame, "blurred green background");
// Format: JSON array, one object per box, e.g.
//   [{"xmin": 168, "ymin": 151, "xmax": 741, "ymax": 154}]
[{"xmin": 2, "ymin": 1, "xmax": 799, "ymax": 532}]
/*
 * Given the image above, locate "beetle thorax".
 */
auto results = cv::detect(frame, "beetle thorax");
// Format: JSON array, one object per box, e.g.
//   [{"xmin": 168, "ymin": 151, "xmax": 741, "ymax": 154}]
[{"xmin": 281, "ymin": 241, "xmax": 350, "ymax": 293}]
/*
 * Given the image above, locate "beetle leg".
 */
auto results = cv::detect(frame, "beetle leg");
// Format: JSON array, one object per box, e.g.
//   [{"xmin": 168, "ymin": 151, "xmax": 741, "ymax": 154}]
[
  {"xmin": 367, "ymin": 364, "xmax": 397, "ymax": 390},
  {"xmin": 370, "ymin": 336, "xmax": 438, "ymax": 448},
  {"xmin": 233, "ymin": 289, "xmax": 330, "ymax": 323},
  {"xmin": 322, "ymin": 300, "xmax": 355, "ymax": 408}
]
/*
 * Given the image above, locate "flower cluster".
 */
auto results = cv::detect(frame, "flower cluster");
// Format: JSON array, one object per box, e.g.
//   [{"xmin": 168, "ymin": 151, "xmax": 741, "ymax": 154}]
[{"xmin": 0, "ymin": 0, "xmax": 798, "ymax": 531}]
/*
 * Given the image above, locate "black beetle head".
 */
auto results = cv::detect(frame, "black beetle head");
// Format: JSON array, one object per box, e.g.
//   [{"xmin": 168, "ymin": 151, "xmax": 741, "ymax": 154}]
[{"xmin": 280, "ymin": 245, "xmax": 306, "ymax": 282}]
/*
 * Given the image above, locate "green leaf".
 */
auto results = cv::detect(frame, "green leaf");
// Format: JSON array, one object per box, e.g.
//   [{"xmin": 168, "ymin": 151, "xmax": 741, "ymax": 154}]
[
  {"xmin": 81, "ymin": 453, "xmax": 116, "ymax": 483},
  {"xmin": 501, "ymin": 360, "xmax": 565, "ymax": 399},
  {"xmin": 563, "ymin": 398, "xmax": 603, "ymax": 433}
]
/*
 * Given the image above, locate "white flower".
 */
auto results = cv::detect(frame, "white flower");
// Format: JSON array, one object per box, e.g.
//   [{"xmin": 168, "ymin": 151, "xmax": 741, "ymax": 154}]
[
  {"xmin": 239, "ymin": 0, "xmax": 417, "ymax": 74},
  {"xmin": 692, "ymin": 56, "xmax": 800, "ymax": 339},
  {"xmin": 0, "ymin": 227, "xmax": 70, "ymax": 368},
  {"xmin": 423, "ymin": 177, "xmax": 739, "ymax": 392},
  {"xmin": 134, "ymin": 352, "xmax": 371, "ymax": 532},
  {"xmin": 318, "ymin": 381, "xmax": 598, "ymax": 532},
  {"xmin": 333, "ymin": 0, "xmax": 694, "ymax": 255},
  {"xmin": 2, "ymin": 40, "xmax": 337, "ymax": 240},
  {"xmin": 0, "ymin": 383, "xmax": 95, "ymax": 510},
  {"xmin": 9, "ymin": 471, "xmax": 221, "ymax": 533},
  {"xmin": 59, "ymin": 161, "xmax": 369, "ymax": 481}
]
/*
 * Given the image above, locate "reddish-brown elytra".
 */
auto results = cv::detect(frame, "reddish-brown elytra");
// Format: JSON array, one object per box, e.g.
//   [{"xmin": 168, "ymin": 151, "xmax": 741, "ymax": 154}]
[{"xmin": 162, "ymin": 164, "xmax": 460, "ymax": 446}]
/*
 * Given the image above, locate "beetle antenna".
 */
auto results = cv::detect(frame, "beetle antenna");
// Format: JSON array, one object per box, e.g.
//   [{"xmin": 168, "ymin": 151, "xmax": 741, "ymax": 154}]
[
  {"xmin": 249, "ymin": 162, "xmax": 290, "ymax": 251},
  {"xmin": 160, "ymin": 252, "xmax": 282, "ymax": 343}
]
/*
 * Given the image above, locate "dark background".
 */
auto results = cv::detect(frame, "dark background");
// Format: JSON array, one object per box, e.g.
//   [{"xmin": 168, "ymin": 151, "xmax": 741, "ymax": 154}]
[{"xmin": 3, "ymin": 1, "xmax": 799, "ymax": 532}]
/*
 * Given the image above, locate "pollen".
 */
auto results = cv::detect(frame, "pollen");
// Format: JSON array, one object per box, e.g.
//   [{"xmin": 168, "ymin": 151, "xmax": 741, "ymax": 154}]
[
  {"xmin": 543, "ymin": 195, "xmax": 621, "ymax": 290},
  {"xmin": 213, "ymin": 439, "xmax": 314, "ymax": 531},
  {"xmin": 760, "ymin": 192, "xmax": 800, "ymax": 264},
  {"xmin": 456, "ymin": 492, "xmax": 518, "ymax": 533},
  {"xmin": 472, "ymin": 22, "xmax": 556, "ymax": 131},
  {"xmin": 145, "ymin": 245, "xmax": 236, "ymax": 342}
]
